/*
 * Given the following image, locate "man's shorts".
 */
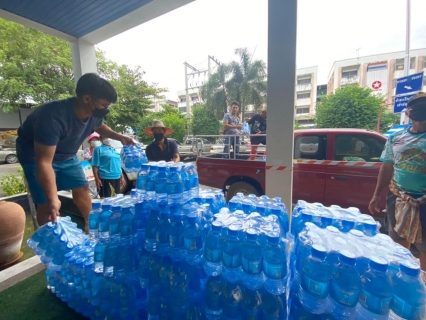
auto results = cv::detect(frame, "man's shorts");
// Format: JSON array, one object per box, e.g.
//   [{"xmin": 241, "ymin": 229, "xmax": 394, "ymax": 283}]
[
  {"xmin": 386, "ymin": 192, "xmax": 426, "ymax": 253},
  {"xmin": 21, "ymin": 155, "xmax": 88, "ymax": 204}
]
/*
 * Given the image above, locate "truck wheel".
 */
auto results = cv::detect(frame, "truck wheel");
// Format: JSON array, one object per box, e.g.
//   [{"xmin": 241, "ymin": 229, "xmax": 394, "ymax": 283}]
[
  {"xmin": 120, "ymin": 173, "xmax": 132, "ymax": 194},
  {"xmin": 227, "ymin": 181, "xmax": 260, "ymax": 201}
]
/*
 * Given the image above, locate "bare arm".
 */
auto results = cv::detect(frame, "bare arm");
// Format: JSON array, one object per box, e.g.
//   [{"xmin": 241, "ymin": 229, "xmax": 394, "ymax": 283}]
[
  {"xmin": 95, "ymin": 124, "xmax": 125, "ymax": 141},
  {"xmin": 34, "ymin": 142, "xmax": 61, "ymax": 222},
  {"xmin": 223, "ymin": 121, "xmax": 241, "ymax": 130},
  {"xmin": 173, "ymin": 153, "xmax": 180, "ymax": 162},
  {"xmin": 368, "ymin": 163, "xmax": 393, "ymax": 214}
]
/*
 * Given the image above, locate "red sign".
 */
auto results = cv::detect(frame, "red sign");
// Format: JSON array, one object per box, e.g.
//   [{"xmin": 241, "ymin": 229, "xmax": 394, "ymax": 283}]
[{"xmin": 372, "ymin": 81, "xmax": 382, "ymax": 90}]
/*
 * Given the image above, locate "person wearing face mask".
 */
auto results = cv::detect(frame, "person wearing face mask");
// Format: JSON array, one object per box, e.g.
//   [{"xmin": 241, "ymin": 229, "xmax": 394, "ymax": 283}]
[
  {"xmin": 83, "ymin": 133, "xmax": 101, "ymax": 161},
  {"xmin": 369, "ymin": 92, "xmax": 426, "ymax": 271},
  {"xmin": 144, "ymin": 120, "xmax": 180, "ymax": 162},
  {"xmin": 16, "ymin": 73, "xmax": 134, "ymax": 227},
  {"xmin": 91, "ymin": 136, "xmax": 125, "ymax": 198}
]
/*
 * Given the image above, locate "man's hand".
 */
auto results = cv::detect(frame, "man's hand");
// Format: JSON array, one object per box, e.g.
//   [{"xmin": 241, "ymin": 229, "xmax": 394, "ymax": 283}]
[
  {"xmin": 120, "ymin": 135, "xmax": 136, "ymax": 146},
  {"xmin": 46, "ymin": 198, "xmax": 61, "ymax": 223},
  {"xmin": 256, "ymin": 131, "xmax": 262, "ymax": 135},
  {"xmin": 95, "ymin": 178, "xmax": 102, "ymax": 190},
  {"xmin": 244, "ymin": 117, "xmax": 250, "ymax": 122},
  {"xmin": 120, "ymin": 175, "xmax": 126, "ymax": 187},
  {"xmin": 236, "ymin": 124, "xmax": 243, "ymax": 130},
  {"xmin": 368, "ymin": 196, "xmax": 381, "ymax": 215}
]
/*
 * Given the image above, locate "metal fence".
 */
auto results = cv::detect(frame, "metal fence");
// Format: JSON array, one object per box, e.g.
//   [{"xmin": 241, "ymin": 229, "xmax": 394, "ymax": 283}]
[{"xmin": 192, "ymin": 134, "xmax": 267, "ymax": 160}]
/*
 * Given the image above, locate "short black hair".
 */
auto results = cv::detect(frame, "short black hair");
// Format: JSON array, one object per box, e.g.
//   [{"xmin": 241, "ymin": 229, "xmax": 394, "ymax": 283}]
[
  {"xmin": 231, "ymin": 101, "xmax": 240, "ymax": 107},
  {"xmin": 76, "ymin": 73, "xmax": 117, "ymax": 103}
]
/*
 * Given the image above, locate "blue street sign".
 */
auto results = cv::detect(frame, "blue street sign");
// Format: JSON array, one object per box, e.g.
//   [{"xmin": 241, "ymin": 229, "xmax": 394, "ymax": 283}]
[{"xmin": 393, "ymin": 71, "xmax": 424, "ymax": 113}]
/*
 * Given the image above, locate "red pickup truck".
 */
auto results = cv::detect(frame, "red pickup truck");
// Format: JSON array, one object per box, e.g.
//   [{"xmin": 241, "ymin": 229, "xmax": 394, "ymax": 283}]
[{"xmin": 196, "ymin": 129, "xmax": 388, "ymax": 215}]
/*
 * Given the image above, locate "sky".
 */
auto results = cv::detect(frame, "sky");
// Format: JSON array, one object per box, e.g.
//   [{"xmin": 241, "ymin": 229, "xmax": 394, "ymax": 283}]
[{"xmin": 97, "ymin": 0, "xmax": 426, "ymax": 100}]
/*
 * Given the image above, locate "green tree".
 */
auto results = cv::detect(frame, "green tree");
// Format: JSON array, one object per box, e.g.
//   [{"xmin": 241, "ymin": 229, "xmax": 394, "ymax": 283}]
[
  {"xmin": 201, "ymin": 48, "xmax": 267, "ymax": 119},
  {"xmin": 315, "ymin": 85, "xmax": 383, "ymax": 130},
  {"xmin": 191, "ymin": 104, "xmax": 221, "ymax": 140},
  {"xmin": 0, "ymin": 18, "xmax": 74, "ymax": 112},
  {"xmin": 380, "ymin": 109, "xmax": 400, "ymax": 133},
  {"xmin": 137, "ymin": 105, "xmax": 187, "ymax": 145}
]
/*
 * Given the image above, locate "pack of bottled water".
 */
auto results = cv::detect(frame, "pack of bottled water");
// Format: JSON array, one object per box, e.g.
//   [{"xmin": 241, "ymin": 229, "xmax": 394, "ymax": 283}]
[
  {"xmin": 289, "ymin": 200, "xmax": 426, "ymax": 320},
  {"xmin": 121, "ymin": 144, "xmax": 148, "ymax": 179}
]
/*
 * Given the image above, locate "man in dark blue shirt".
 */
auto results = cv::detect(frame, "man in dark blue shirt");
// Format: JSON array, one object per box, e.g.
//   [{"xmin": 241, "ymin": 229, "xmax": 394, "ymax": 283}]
[
  {"xmin": 244, "ymin": 107, "xmax": 267, "ymax": 160},
  {"xmin": 17, "ymin": 73, "xmax": 134, "ymax": 226},
  {"xmin": 144, "ymin": 120, "xmax": 180, "ymax": 162}
]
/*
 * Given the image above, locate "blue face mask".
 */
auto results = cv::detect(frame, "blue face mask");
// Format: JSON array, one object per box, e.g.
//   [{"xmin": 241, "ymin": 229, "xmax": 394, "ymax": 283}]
[
  {"xmin": 90, "ymin": 141, "xmax": 101, "ymax": 147},
  {"xmin": 102, "ymin": 139, "xmax": 111, "ymax": 146}
]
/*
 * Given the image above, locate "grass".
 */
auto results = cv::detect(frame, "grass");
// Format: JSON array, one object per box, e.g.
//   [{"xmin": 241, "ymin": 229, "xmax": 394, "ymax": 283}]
[{"xmin": 0, "ymin": 270, "xmax": 87, "ymax": 320}]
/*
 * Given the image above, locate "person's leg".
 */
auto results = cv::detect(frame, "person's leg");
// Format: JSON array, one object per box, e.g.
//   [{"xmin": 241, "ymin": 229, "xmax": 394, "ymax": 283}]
[
  {"xmin": 223, "ymin": 136, "xmax": 230, "ymax": 158},
  {"xmin": 250, "ymin": 145, "xmax": 258, "ymax": 160},
  {"xmin": 112, "ymin": 179, "xmax": 121, "ymax": 196},
  {"xmin": 72, "ymin": 186, "xmax": 91, "ymax": 222},
  {"xmin": 235, "ymin": 136, "xmax": 240, "ymax": 159},
  {"xmin": 386, "ymin": 192, "xmax": 411, "ymax": 249},
  {"xmin": 414, "ymin": 203, "xmax": 426, "ymax": 271}
]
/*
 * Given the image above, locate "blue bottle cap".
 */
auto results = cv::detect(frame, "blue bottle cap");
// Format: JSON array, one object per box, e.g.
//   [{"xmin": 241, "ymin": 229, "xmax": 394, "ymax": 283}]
[
  {"xmin": 130, "ymin": 190, "xmax": 136, "ymax": 196},
  {"xmin": 92, "ymin": 201, "xmax": 101, "ymax": 210},
  {"xmin": 301, "ymin": 213, "xmax": 312, "ymax": 221},
  {"xmin": 187, "ymin": 213, "xmax": 197, "ymax": 223},
  {"xmin": 311, "ymin": 244, "xmax": 327, "ymax": 260},
  {"xmin": 341, "ymin": 219, "xmax": 355, "ymax": 228},
  {"xmin": 363, "ymin": 221, "xmax": 377, "ymax": 233},
  {"xmin": 170, "ymin": 166, "xmax": 178, "ymax": 172},
  {"xmin": 141, "ymin": 164, "xmax": 149, "ymax": 170},
  {"xmin": 266, "ymin": 233, "xmax": 280, "ymax": 244},
  {"xmin": 246, "ymin": 229, "xmax": 258, "ymax": 240},
  {"xmin": 400, "ymin": 261, "xmax": 421, "ymax": 277},
  {"xmin": 369, "ymin": 257, "xmax": 388, "ymax": 273},
  {"xmin": 102, "ymin": 203, "xmax": 111, "ymax": 210},
  {"xmin": 150, "ymin": 165, "xmax": 159, "ymax": 170},
  {"xmin": 211, "ymin": 221, "xmax": 222, "ymax": 232},
  {"xmin": 228, "ymin": 224, "xmax": 240, "ymax": 236},
  {"xmin": 349, "ymin": 229, "xmax": 364, "ymax": 237},
  {"xmin": 122, "ymin": 206, "xmax": 132, "ymax": 214},
  {"xmin": 321, "ymin": 216, "xmax": 332, "ymax": 224},
  {"xmin": 338, "ymin": 250, "xmax": 356, "ymax": 266},
  {"xmin": 158, "ymin": 166, "xmax": 167, "ymax": 172},
  {"xmin": 111, "ymin": 205, "xmax": 122, "ymax": 212},
  {"xmin": 325, "ymin": 226, "xmax": 339, "ymax": 233}
]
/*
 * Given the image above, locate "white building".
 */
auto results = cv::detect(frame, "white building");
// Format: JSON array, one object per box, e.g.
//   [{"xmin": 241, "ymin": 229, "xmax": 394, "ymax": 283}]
[
  {"xmin": 148, "ymin": 98, "xmax": 178, "ymax": 112},
  {"xmin": 177, "ymin": 88, "xmax": 202, "ymax": 114},
  {"xmin": 294, "ymin": 66, "xmax": 318, "ymax": 127}
]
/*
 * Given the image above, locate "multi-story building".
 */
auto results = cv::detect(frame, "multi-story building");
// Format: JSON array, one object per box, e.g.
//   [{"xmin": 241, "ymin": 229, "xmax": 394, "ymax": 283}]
[
  {"xmin": 327, "ymin": 48, "xmax": 426, "ymax": 109},
  {"xmin": 148, "ymin": 98, "xmax": 178, "ymax": 112},
  {"xmin": 177, "ymin": 88, "xmax": 202, "ymax": 114},
  {"xmin": 295, "ymin": 66, "xmax": 318, "ymax": 127}
]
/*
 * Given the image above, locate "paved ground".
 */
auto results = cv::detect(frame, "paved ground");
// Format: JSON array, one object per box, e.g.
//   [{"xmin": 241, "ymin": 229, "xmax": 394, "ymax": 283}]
[{"xmin": 0, "ymin": 163, "xmax": 22, "ymax": 197}]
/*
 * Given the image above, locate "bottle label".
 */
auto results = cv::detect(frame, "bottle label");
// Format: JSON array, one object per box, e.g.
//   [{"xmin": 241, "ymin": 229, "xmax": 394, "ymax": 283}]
[
  {"xmin": 184, "ymin": 237, "xmax": 202, "ymax": 251},
  {"xmin": 223, "ymin": 302, "xmax": 241, "ymax": 319},
  {"xmin": 391, "ymin": 295, "xmax": 422, "ymax": 318},
  {"xmin": 222, "ymin": 251, "xmax": 241, "ymax": 268},
  {"xmin": 301, "ymin": 273, "xmax": 329, "ymax": 298},
  {"xmin": 263, "ymin": 260, "xmax": 286, "ymax": 280},
  {"xmin": 330, "ymin": 282, "xmax": 359, "ymax": 307},
  {"xmin": 242, "ymin": 307, "xmax": 261, "ymax": 320},
  {"xmin": 359, "ymin": 289, "xmax": 391, "ymax": 315},
  {"xmin": 204, "ymin": 247, "xmax": 221, "ymax": 263},
  {"xmin": 242, "ymin": 257, "xmax": 262, "ymax": 274}
]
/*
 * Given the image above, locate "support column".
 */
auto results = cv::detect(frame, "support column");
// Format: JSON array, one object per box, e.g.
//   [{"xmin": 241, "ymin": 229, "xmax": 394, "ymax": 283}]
[
  {"xmin": 266, "ymin": 0, "xmax": 297, "ymax": 212},
  {"xmin": 71, "ymin": 39, "xmax": 97, "ymax": 85}
]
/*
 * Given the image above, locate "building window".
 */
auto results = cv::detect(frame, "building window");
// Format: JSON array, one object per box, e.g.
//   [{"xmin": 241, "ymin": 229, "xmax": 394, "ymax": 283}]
[
  {"xmin": 422, "ymin": 57, "xmax": 426, "ymax": 69},
  {"xmin": 423, "ymin": 76, "xmax": 426, "ymax": 86},
  {"xmin": 191, "ymin": 96, "xmax": 199, "ymax": 102},
  {"xmin": 342, "ymin": 70, "xmax": 358, "ymax": 78},
  {"xmin": 396, "ymin": 57, "xmax": 416, "ymax": 70},
  {"xmin": 297, "ymin": 78, "xmax": 311, "ymax": 85},
  {"xmin": 297, "ymin": 92, "xmax": 311, "ymax": 99},
  {"xmin": 296, "ymin": 107, "xmax": 310, "ymax": 114},
  {"xmin": 180, "ymin": 98, "xmax": 186, "ymax": 103}
]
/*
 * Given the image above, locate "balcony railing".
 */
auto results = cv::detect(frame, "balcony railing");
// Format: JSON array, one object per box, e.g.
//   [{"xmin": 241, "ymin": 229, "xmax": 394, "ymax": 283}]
[
  {"xmin": 296, "ymin": 98, "xmax": 312, "ymax": 106},
  {"xmin": 296, "ymin": 83, "xmax": 311, "ymax": 91},
  {"xmin": 394, "ymin": 69, "xmax": 417, "ymax": 78},
  {"xmin": 340, "ymin": 76, "xmax": 359, "ymax": 85}
]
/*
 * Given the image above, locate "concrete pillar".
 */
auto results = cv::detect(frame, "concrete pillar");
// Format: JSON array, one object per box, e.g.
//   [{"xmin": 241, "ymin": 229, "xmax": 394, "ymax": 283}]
[
  {"xmin": 71, "ymin": 38, "xmax": 97, "ymax": 84},
  {"xmin": 266, "ymin": 0, "xmax": 297, "ymax": 212}
]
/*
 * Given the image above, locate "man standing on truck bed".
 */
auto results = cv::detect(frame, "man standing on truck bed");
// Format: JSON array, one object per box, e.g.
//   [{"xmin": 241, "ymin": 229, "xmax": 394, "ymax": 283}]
[
  {"xmin": 144, "ymin": 120, "xmax": 180, "ymax": 162},
  {"xmin": 369, "ymin": 92, "xmax": 426, "ymax": 271},
  {"xmin": 223, "ymin": 101, "xmax": 242, "ymax": 158},
  {"xmin": 245, "ymin": 107, "xmax": 267, "ymax": 160},
  {"xmin": 17, "ymin": 73, "xmax": 134, "ymax": 227}
]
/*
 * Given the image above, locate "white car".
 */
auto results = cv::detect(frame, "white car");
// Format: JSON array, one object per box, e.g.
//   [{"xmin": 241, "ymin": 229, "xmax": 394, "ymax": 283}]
[{"xmin": 0, "ymin": 148, "xmax": 18, "ymax": 164}]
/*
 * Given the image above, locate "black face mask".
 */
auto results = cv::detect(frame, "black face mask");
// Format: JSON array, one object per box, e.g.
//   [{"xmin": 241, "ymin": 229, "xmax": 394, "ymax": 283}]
[
  {"xmin": 408, "ymin": 108, "xmax": 426, "ymax": 122},
  {"xmin": 92, "ymin": 107, "xmax": 110, "ymax": 119},
  {"xmin": 154, "ymin": 133, "xmax": 164, "ymax": 142}
]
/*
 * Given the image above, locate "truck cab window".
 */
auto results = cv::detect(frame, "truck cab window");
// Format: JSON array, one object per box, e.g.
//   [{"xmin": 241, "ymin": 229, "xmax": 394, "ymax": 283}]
[
  {"xmin": 294, "ymin": 135, "xmax": 327, "ymax": 160},
  {"xmin": 334, "ymin": 134, "xmax": 385, "ymax": 162}
]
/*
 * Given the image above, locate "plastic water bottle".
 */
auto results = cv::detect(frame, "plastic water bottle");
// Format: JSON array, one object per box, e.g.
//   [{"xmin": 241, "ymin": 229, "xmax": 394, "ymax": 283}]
[
  {"xmin": 204, "ymin": 221, "xmax": 223, "ymax": 276},
  {"xmin": 222, "ymin": 225, "xmax": 242, "ymax": 283},
  {"xmin": 167, "ymin": 166, "xmax": 183, "ymax": 205},
  {"xmin": 88, "ymin": 201, "xmax": 102, "ymax": 239},
  {"xmin": 205, "ymin": 276, "xmax": 223, "ymax": 320},
  {"xmin": 241, "ymin": 287, "xmax": 262, "ymax": 319},
  {"xmin": 390, "ymin": 261, "xmax": 426, "ymax": 320},
  {"xmin": 262, "ymin": 233, "xmax": 287, "ymax": 295},
  {"xmin": 180, "ymin": 165, "xmax": 191, "ymax": 203},
  {"xmin": 356, "ymin": 257, "xmax": 392, "ymax": 319},
  {"xmin": 330, "ymin": 250, "xmax": 360, "ymax": 319},
  {"xmin": 299, "ymin": 244, "xmax": 330, "ymax": 314},
  {"xmin": 155, "ymin": 166, "xmax": 168, "ymax": 203},
  {"xmin": 184, "ymin": 213, "xmax": 204, "ymax": 265},
  {"xmin": 119, "ymin": 206, "xmax": 135, "ymax": 245},
  {"xmin": 169, "ymin": 213, "xmax": 186, "ymax": 261},
  {"xmin": 241, "ymin": 229, "xmax": 263, "ymax": 290},
  {"xmin": 261, "ymin": 291, "xmax": 286, "ymax": 320},
  {"xmin": 136, "ymin": 164, "xmax": 150, "ymax": 194},
  {"xmin": 187, "ymin": 164, "xmax": 199, "ymax": 198},
  {"xmin": 222, "ymin": 281, "xmax": 243, "ymax": 320},
  {"xmin": 98, "ymin": 204, "xmax": 112, "ymax": 240},
  {"xmin": 156, "ymin": 209, "xmax": 171, "ymax": 256},
  {"xmin": 145, "ymin": 207, "xmax": 160, "ymax": 252},
  {"xmin": 146, "ymin": 165, "xmax": 158, "ymax": 200}
]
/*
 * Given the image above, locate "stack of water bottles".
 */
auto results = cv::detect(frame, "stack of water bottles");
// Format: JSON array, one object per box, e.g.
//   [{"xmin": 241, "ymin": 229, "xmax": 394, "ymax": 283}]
[
  {"xmin": 121, "ymin": 144, "xmax": 148, "ymax": 179},
  {"xmin": 202, "ymin": 193, "xmax": 290, "ymax": 320},
  {"xmin": 289, "ymin": 200, "xmax": 426, "ymax": 320}
]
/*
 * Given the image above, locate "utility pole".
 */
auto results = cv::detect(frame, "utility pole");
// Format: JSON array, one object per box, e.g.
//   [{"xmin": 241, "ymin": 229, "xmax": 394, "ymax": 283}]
[
  {"xmin": 208, "ymin": 55, "xmax": 220, "ymax": 77},
  {"xmin": 401, "ymin": 0, "xmax": 411, "ymax": 125}
]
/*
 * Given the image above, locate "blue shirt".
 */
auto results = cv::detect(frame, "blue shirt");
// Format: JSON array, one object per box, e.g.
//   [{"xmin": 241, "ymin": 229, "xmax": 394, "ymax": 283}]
[
  {"xmin": 17, "ymin": 98, "xmax": 103, "ymax": 163},
  {"xmin": 91, "ymin": 145, "xmax": 122, "ymax": 180},
  {"xmin": 380, "ymin": 129, "xmax": 426, "ymax": 195}
]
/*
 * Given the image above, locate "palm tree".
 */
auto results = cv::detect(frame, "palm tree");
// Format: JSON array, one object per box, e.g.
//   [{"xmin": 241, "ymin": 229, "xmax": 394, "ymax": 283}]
[{"xmin": 201, "ymin": 48, "xmax": 267, "ymax": 119}]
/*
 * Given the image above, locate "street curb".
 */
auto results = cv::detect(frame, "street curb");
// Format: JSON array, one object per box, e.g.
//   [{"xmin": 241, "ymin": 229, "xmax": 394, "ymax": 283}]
[{"xmin": 0, "ymin": 256, "xmax": 45, "ymax": 292}]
